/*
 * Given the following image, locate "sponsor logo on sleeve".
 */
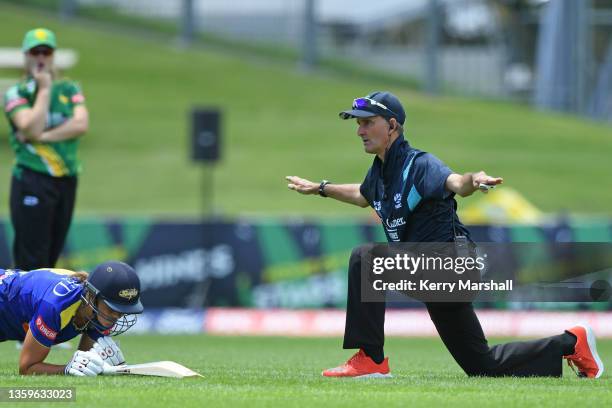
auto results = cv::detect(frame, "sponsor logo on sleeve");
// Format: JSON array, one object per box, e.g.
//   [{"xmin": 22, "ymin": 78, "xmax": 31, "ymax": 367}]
[
  {"xmin": 4, "ymin": 97, "xmax": 28, "ymax": 113},
  {"xmin": 35, "ymin": 316, "xmax": 57, "ymax": 340},
  {"xmin": 71, "ymin": 94, "xmax": 85, "ymax": 104}
]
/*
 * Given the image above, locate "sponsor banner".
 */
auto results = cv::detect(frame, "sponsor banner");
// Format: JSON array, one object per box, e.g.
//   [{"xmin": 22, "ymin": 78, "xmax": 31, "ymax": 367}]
[
  {"xmin": 128, "ymin": 308, "xmax": 205, "ymax": 334},
  {"xmin": 0, "ymin": 218, "xmax": 609, "ymax": 309},
  {"xmin": 204, "ymin": 308, "xmax": 612, "ymax": 338},
  {"xmin": 203, "ymin": 308, "xmax": 346, "ymax": 336}
]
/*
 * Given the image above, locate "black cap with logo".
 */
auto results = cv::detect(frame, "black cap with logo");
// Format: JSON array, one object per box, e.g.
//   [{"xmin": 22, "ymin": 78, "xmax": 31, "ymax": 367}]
[
  {"xmin": 86, "ymin": 261, "xmax": 143, "ymax": 314},
  {"xmin": 339, "ymin": 91, "xmax": 406, "ymax": 125}
]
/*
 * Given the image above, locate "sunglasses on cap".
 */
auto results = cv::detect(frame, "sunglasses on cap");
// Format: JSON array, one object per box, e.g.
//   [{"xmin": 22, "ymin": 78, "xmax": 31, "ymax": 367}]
[
  {"xmin": 28, "ymin": 47, "xmax": 54, "ymax": 57},
  {"xmin": 353, "ymin": 97, "xmax": 398, "ymax": 118}
]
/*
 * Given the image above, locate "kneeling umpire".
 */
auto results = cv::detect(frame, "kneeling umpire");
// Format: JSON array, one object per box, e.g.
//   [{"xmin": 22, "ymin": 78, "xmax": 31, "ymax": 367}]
[{"xmin": 286, "ymin": 91, "xmax": 603, "ymax": 379}]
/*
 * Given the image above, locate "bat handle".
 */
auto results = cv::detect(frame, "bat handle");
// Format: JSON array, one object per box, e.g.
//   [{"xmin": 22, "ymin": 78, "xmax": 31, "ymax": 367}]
[{"xmin": 103, "ymin": 364, "xmax": 129, "ymax": 375}]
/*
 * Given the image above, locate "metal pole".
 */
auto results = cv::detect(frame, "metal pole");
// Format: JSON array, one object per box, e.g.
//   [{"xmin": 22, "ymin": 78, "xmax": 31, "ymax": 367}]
[
  {"xmin": 575, "ymin": 0, "xmax": 592, "ymax": 114},
  {"xmin": 181, "ymin": 0, "xmax": 196, "ymax": 46},
  {"xmin": 424, "ymin": 0, "xmax": 440, "ymax": 95},
  {"xmin": 60, "ymin": 0, "xmax": 76, "ymax": 20},
  {"xmin": 301, "ymin": 0, "xmax": 317, "ymax": 70},
  {"xmin": 588, "ymin": 39, "xmax": 612, "ymax": 121},
  {"xmin": 202, "ymin": 165, "xmax": 213, "ymax": 217}
]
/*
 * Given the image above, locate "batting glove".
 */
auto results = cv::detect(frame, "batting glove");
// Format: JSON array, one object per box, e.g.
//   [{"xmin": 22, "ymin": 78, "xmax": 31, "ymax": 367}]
[
  {"xmin": 65, "ymin": 350, "xmax": 104, "ymax": 376},
  {"xmin": 91, "ymin": 336, "xmax": 125, "ymax": 366}
]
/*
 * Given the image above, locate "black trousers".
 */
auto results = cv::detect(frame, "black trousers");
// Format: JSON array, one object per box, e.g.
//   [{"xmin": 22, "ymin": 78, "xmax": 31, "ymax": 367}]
[
  {"xmin": 9, "ymin": 167, "xmax": 77, "ymax": 270},
  {"xmin": 343, "ymin": 245, "xmax": 564, "ymax": 377}
]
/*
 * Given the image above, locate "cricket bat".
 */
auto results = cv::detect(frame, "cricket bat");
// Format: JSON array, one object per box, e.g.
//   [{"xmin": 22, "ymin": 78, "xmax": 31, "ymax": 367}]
[{"xmin": 104, "ymin": 361, "xmax": 203, "ymax": 378}]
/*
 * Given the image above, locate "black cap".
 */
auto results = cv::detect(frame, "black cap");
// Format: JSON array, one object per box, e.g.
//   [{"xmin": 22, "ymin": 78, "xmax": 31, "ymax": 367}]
[
  {"xmin": 87, "ymin": 261, "xmax": 143, "ymax": 314},
  {"xmin": 339, "ymin": 91, "xmax": 406, "ymax": 125}
]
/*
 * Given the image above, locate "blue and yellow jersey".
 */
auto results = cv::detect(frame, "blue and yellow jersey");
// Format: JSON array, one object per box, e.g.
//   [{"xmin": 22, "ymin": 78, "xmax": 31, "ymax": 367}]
[{"xmin": 0, "ymin": 268, "xmax": 102, "ymax": 347}]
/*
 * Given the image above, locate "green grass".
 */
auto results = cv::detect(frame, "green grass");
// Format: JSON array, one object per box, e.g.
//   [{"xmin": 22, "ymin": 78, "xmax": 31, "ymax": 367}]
[
  {"xmin": 0, "ymin": 3, "xmax": 611, "ymax": 217},
  {"xmin": 1, "ymin": 335, "xmax": 611, "ymax": 407}
]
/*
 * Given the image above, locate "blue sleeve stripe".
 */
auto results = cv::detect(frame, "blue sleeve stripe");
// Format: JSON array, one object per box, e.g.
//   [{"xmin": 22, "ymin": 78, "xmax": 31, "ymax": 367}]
[
  {"xmin": 402, "ymin": 152, "xmax": 417, "ymax": 183},
  {"xmin": 408, "ymin": 185, "xmax": 422, "ymax": 211}
]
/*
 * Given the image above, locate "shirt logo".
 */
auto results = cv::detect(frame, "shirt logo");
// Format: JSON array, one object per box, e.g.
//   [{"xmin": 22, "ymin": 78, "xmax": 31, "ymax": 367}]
[
  {"xmin": 23, "ymin": 196, "xmax": 39, "ymax": 206},
  {"xmin": 373, "ymin": 201, "xmax": 382, "ymax": 211},
  {"xmin": 385, "ymin": 217, "xmax": 406, "ymax": 229},
  {"xmin": 34, "ymin": 29, "xmax": 49, "ymax": 41},
  {"xmin": 0, "ymin": 270, "xmax": 17, "ymax": 283},
  {"xmin": 53, "ymin": 279, "xmax": 80, "ymax": 297},
  {"xmin": 384, "ymin": 217, "xmax": 405, "ymax": 242},
  {"xmin": 26, "ymin": 81, "xmax": 36, "ymax": 93},
  {"xmin": 35, "ymin": 316, "xmax": 57, "ymax": 340},
  {"xmin": 393, "ymin": 193, "xmax": 402, "ymax": 209},
  {"xmin": 59, "ymin": 94, "xmax": 69, "ymax": 105},
  {"xmin": 119, "ymin": 288, "xmax": 138, "ymax": 300},
  {"xmin": 72, "ymin": 94, "xmax": 85, "ymax": 104}
]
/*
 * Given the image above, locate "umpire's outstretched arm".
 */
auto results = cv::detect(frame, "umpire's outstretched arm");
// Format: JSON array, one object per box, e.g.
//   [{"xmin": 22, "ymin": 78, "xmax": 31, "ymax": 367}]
[{"xmin": 286, "ymin": 176, "xmax": 368, "ymax": 207}]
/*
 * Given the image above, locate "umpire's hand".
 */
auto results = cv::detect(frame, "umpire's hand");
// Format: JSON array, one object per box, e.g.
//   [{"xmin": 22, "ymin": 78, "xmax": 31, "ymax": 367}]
[{"xmin": 286, "ymin": 176, "xmax": 318, "ymax": 195}]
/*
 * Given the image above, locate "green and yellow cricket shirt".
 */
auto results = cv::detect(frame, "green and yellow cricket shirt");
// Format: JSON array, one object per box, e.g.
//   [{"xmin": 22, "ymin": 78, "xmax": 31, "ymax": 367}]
[{"xmin": 3, "ymin": 77, "xmax": 86, "ymax": 178}]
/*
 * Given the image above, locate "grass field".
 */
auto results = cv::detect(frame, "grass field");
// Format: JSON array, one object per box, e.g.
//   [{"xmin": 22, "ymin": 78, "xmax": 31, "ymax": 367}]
[
  {"xmin": 0, "ymin": 3, "xmax": 611, "ymax": 217},
  {"xmin": 1, "ymin": 335, "xmax": 610, "ymax": 407}
]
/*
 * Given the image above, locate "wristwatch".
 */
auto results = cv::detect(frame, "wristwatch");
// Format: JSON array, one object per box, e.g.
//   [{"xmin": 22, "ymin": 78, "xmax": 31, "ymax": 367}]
[{"xmin": 319, "ymin": 180, "xmax": 331, "ymax": 197}]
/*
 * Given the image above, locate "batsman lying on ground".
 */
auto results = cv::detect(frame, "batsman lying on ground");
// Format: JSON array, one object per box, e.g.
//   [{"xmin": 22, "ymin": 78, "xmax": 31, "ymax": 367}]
[{"xmin": 0, "ymin": 261, "xmax": 143, "ymax": 376}]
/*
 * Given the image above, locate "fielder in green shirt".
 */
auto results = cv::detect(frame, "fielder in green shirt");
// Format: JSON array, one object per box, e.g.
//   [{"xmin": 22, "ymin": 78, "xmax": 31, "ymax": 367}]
[
  {"xmin": 3, "ymin": 28, "xmax": 89, "ymax": 271},
  {"xmin": 5, "ymin": 77, "xmax": 85, "ymax": 177}
]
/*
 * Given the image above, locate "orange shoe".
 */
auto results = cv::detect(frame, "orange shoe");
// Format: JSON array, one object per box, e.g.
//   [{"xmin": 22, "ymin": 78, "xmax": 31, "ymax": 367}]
[
  {"xmin": 322, "ymin": 349, "xmax": 392, "ymax": 378},
  {"xmin": 564, "ymin": 324, "xmax": 604, "ymax": 378}
]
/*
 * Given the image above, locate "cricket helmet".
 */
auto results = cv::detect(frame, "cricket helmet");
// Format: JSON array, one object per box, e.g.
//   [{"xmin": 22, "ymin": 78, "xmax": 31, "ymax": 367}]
[{"xmin": 81, "ymin": 261, "xmax": 143, "ymax": 336}]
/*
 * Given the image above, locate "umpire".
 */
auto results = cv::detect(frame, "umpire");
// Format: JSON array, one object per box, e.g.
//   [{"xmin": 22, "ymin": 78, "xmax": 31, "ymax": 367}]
[
  {"xmin": 3, "ymin": 28, "xmax": 89, "ymax": 270},
  {"xmin": 286, "ymin": 91, "xmax": 603, "ymax": 378}
]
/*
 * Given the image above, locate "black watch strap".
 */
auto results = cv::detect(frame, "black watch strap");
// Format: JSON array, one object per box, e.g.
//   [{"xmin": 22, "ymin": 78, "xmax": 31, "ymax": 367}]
[{"xmin": 319, "ymin": 180, "xmax": 331, "ymax": 197}]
